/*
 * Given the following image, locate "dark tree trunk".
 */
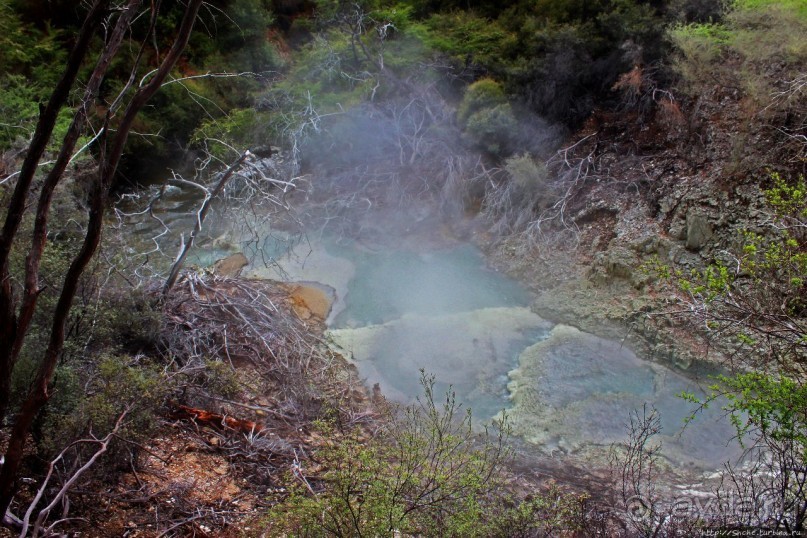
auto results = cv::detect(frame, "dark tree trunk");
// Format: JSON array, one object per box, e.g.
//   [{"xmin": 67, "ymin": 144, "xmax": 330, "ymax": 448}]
[
  {"xmin": 12, "ymin": 0, "xmax": 144, "ymax": 385},
  {"xmin": 0, "ymin": 0, "xmax": 109, "ymax": 429},
  {"xmin": 0, "ymin": 0, "xmax": 204, "ymax": 519}
]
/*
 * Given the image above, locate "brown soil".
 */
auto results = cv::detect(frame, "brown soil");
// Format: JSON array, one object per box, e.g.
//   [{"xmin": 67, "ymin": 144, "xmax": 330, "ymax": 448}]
[{"xmin": 27, "ymin": 276, "xmax": 378, "ymax": 537}]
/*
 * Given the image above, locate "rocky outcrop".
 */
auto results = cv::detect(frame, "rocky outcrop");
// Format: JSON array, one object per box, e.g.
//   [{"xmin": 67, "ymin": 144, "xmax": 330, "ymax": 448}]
[
  {"xmin": 286, "ymin": 283, "xmax": 334, "ymax": 321},
  {"xmin": 210, "ymin": 252, "xmax": 249, "ymax": 277},
  {"xmin": 487, "ymin": 83, "xmax": 791, "ymax": 375},
  {"xmin": 685, "ymin": 209, "xmax": 713, "ymax": 251}
]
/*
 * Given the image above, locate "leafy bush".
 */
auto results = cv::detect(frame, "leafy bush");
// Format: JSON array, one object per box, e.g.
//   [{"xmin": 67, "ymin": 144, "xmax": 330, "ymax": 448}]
[
  {"xmin": 262, "ymin": 372, "xmax": 589, "ymax": 536},
  {"xmin": 458, "ymin": 79, "xmax": 517, "ymax": 156},
  {"xmin": 0, "ymin": 75, "xmax": 77, "ymax": 151},
  {"xmin": 418, "ymin": 12, "xmax": 511, "ymax": 68},
  {"xmin": 192, "ymin": 108, "xmax": 275, "ymax": 160},
  {"xmin": 482, "ymin": 153, "xmax": 557, "ymax": 234},
  {"xmin": 666, "ymin": 0, "xmax": 725, "ymax": 23},
  {"xmin": 37, "ymin": 354, "xmax": 170, "ymax": 475},
  {"xmin": 681, "ymin": 372, "xmax": 807, "ymax": 530},
  {"xmin": 665, "ymin": 173, "xmax": 807, "ymax": 529}
]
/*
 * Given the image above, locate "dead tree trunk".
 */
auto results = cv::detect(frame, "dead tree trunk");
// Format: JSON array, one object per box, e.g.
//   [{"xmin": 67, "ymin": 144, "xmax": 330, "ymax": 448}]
[
  {"xmin": 162, "ymin": 150, "xmax": 251, "ymax": 295},
  {"xmin": 0, "ymin": 0, "xmax": 204, "ymax": 521}
]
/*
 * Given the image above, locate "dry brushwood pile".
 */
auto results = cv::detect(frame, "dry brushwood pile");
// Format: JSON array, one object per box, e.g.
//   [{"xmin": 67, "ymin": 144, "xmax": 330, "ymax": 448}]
[{"xmin": 78, "ymin": 274, "xmax": 376, "ymax": 536}]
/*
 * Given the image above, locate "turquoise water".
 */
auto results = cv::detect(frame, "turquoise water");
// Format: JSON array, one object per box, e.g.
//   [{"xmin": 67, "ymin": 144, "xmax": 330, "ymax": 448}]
[
  {"xmin": 321, "ymin": 240, "xmax": 743, "ymax": 469},
  {"xmin": 328, "ymin": 243, "xmax": 530, "ymax": 327},
  {"xmin": 120, "ymin": 184, "xmax": 743, "ymax": 469},
  {"xmin": 506, "ymin": 325, "xmax": 743, "ymax": 467},
  {"xmin": 322, "ymin": 240, "xmax": 550, "ymax": 419}
]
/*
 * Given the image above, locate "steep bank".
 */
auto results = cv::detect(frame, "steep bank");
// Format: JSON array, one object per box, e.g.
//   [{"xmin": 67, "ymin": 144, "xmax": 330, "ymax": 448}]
[{"xmin": 485, "ymin": 77, "xmax": 805, "ymax": 375}]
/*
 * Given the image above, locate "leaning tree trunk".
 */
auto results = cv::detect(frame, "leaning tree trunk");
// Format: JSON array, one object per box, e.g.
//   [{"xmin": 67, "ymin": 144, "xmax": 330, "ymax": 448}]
[
  {"xmin": 0, "ymin": 0, "xmax": 204, "ymax": 520},
  {"xmin": 162, "ymin": 150, "xmax": 251, "ymax": 295}
]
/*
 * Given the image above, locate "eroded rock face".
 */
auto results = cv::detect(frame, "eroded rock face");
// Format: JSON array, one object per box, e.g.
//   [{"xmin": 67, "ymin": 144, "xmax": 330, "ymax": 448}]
[
  {"xmin": 596, "ymin": 246, "xmax": 637, "ymax": 280},
  {"xmin": 685, "ymin": 210, "xmax": 713, "ymax": 251}
]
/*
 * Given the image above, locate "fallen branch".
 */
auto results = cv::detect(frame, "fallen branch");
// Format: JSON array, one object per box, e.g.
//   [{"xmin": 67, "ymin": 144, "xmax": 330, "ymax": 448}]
[
  {"xmin": 163, "ymin": 150, "xmax": 251, "ymax": 295},
  {"xmin": 171, "ymin": 403, "xmax": 265, "ymax": 435},
  {"xmin": 20, "ymin": 408, "xmax": 130, "ymax": 537}
]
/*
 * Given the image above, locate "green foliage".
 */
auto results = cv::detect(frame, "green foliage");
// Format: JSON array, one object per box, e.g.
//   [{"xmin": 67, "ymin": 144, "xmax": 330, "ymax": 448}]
[
  {"xmin": 457, "ymin": 79, "xmax": 507, "ymax": 125},
  {"xmin": 505, "ymin": 152, "xmax": 550, "ymax": 193},
  {"xmin": 261, "ymin": 0, "xmax": 434, "ymax": 154},
  {"xmin": 716, "ymin": 372, "xmax": 807, "ymax": 451},
  {"xmin": 264, "ymin": 372, "xmax": 588, "ymax": 536},
  {"xmin": 263, "ymin": 372, "xmax": 540, "ymax": 536},
  {"xmin": 669, "ymin": 172, "xmax": 807, "ymax": 530},
  {"xmin": 736, "ymin": 174, "xmax": 807, "ymax": 316},
  {"xmin": 480, "ymin": 152, "xmax": 560, "ymax": 234},
  {"xmin": 486, "ymin": 485, "xmax": 589, "ymax": 537},
  {"xmin": 199, "ymin": 0, "xmax": 278, "ymax": 73},
  {"xmin": 6, "ymin": 215, "xmax": 163, "ymax": 417},
  {"xmin": 0, "ymin": 74, "xmax": 44, "ymax": 149},
  {"xmin": 0, "ymin": 72, "xmax": 73, "ymax": 152},
  {"xmin": 0, "ymin": 2, "xmax": 37, "ymax": 67},
  {"xmin": 0, "ymin": 0, "xmax": 281, "ymax": 168},
  {"xmin": 176, "ymin": 359, "xmax": 243, "ymax": 401},
  {"xmin": 415, "ymin": 0, "xmax": 671, "ymax": 124},
  {"xmin": 671, "ymin": 173, "xmax": 806, "ymax": 347},
  {"xmin": 671, "ymin": 21, "xmax": 732, "ymax": 45},
  {"xmin": 667, "ymin": 0, "xmax": 726, "ymax": 23},
  {"xmin": 458, "ymin": 79, "xmax": 517, "ymax": 156},
  {"xmin": 679, "ymin": 262, "xmax": 731, "ymax": 301},
  {"xmin": 684, "ymin": 372, "xmax": 806, "ymax": 462},
  {"xmin": 417, "ymin": 12, "xmax": 511, "ymax": 67},
  {"xmin": 463, "ymin": 104, "xmax": 518, "ymax": 156},
  {"xmin": 192, "ymin": 108, "xmax": 274, "ymax": 160},
  {"xmin": 766, "ymin": 172, "xmax": 807, "ymax": 219},
  {"xmin": 595, "ymin": 0, "xmax": 660, "ymax": 46},
  {"xmin": 40, "ymin": 354, "xmax": 169, "ymax": 462},
  {"xmin": 289, "ymin": 0, "xmax": 673, "ymax": 129},
  {"xmin": 0, "ymin": 5, "xmax": 84, "ymax": 152},
  {"xmin": 733, "ymin": 0, "xmax": 807, "ymax": 20},
  {"xmin": 0, "ymin": 3, "xmax": 65, "ymax": 84},
  {"xmin": 671, "ymin": 0, "xmax": 807, "ymax": 109}
]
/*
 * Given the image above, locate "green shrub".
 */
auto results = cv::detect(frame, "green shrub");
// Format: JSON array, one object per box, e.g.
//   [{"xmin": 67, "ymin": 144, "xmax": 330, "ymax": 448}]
[
  {"xmin": 263, "ymin": 372, "xmax": 589, "ymax": 536},
  {"xmin": 39, "ymin": 354, "xmax": 169, "ymax": 467},
  {"xmin": 458, "ymin": 79, "xmax": 517, "ymax": 156},
  {"xmin": 263, "ymin": 372, "xmax": 511, "ymax": 536},
  {"xmin": 192, "ymin": 108, "xmax": 275, "ymax": 159},
  {"xmin": 481, "ymin": 153, "xmax": 557, "ymax": 234},
  {"xmin": 457, "ymin": 79, "xmax": 508, "ymax": 125},
  {"xmin": 0, "ymin": 75, "xmax": 77, "ymax": 152},
  {"xmin": 418, "ymin": 12, "xmax": 511, "ymax": 67},
  {"xmin": 671, "ymin": 0, "xmax": 807, "ymax": 109}
]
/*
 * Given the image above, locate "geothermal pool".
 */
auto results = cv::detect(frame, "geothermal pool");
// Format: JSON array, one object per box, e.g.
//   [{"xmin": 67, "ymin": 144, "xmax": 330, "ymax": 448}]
[
  {"xmin": 118, "ymin": 153, "xmax": 743, "ymax": 471},
  {"xmin": 248, "ymin": 236, "xmax": 743, "ymax": 469}
]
